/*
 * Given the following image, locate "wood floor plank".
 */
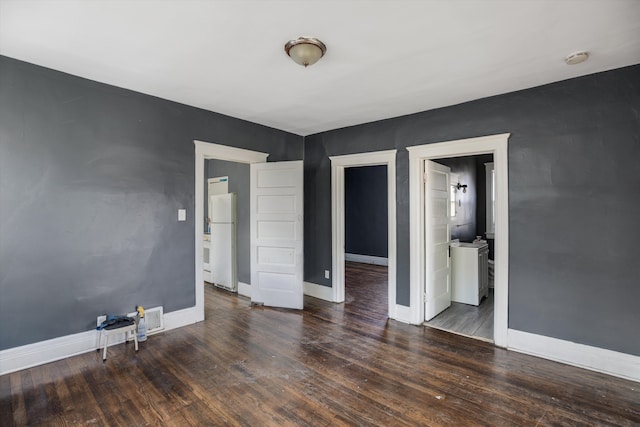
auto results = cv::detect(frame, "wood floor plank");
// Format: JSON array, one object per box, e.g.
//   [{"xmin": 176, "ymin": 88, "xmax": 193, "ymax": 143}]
[
  {"xmin": 0, "ymin": 372, "xmax": 17, "ymax": 427},
  {"xmin": 1, "ymin": 262, "xmax": 638, "ymax": 425},
  {"xmin": 61, "ymin": 357, "xmax": 110, "ymax": 425}
]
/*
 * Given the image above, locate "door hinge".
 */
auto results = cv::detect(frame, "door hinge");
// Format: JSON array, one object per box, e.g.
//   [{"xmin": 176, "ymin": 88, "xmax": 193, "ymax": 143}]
[
  {"xmin": 424, "ymin": 292, "xmax": 428, "ymax": 302},
  {"xmin": 423, "ymin": 172, "xmax": 428, "ymax": 183}
]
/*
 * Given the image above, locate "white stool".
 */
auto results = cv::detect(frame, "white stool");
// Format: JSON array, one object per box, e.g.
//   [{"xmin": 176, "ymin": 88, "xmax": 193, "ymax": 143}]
[{"xmin": 96, "ymin": 323, "xmax": 138, "ymax": 361}]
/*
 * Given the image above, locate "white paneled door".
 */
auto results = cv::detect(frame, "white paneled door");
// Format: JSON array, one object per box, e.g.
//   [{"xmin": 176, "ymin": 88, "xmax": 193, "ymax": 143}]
[
  {"xmin": 250, "ymin": 161, "xmax": 304, "ymax": 309},
  {"xmin": 424, "ymin": 160, "xmax": 452, "ymax": 321}
]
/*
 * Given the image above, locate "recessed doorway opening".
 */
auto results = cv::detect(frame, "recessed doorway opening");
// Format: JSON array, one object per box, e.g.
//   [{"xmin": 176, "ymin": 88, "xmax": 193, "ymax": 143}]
[
  {"xmin": 344, "ymin": 165, "xmax": 389, "ymax": 319},
  {"xmin": 330, "ymin": 150, "xmax": 397, "ymax": 318},
  {"xmin": 423, "ymin": 154, "xmax": 495, "ymax": 342},
  {"xmin": 194, "ymin": 141, "xmax": 268, "ymax": 321},
  {"xmin": 407, "ymin": 133, "xmax": 509, "ymax": 347}
]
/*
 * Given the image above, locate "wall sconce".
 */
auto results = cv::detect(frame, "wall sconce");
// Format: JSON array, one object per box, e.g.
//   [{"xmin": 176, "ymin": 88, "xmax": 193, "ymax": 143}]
[{"xmin": 456, "ymin": 183, "xmax": 467, "ymax": 193}]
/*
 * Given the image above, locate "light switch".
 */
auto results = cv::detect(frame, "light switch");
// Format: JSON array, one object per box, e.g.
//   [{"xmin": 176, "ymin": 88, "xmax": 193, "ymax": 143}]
[{"xmin": 178, "ymin": 209, "xmax": 186, "ymax": 221}]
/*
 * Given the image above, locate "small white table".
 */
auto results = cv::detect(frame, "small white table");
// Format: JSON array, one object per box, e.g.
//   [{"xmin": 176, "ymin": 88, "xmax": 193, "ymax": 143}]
[{"xmin": 96, "ymin": 323, "xmax": 138, "ymax": 361}]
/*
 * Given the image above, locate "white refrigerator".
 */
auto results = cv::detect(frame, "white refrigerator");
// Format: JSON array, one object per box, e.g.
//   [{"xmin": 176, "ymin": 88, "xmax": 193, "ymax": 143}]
[{"xmin": 207, "ymin": 193, "xmax": 237, "ymax": 291}]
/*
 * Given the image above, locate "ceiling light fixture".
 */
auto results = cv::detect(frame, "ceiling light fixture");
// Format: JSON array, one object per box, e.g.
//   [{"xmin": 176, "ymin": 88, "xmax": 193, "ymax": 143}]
[
  {"xmin": 565, "ymin": 51, "xmax": 589, "ymax": 65},
  {"xmin": 284, "ymin": 37, "xmax": 326, "ymax": 67}
]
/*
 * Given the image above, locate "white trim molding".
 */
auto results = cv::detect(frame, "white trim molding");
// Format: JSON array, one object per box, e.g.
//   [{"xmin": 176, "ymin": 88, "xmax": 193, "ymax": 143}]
[
  {"xmin": 484, "ymin": 162, "xmax": 495, "ymax": 236},
  {"xmin": 194, "ymin": 140, "xmax": 269, "ymax": 164},
  {"xmin": 162, "ymin": 307, "xmax": 199, "ymax": 331},
  {"xmin": 508, "ymin": 329, "xmax": 640, "ymax": 383},
  {"xmin": 0, "ymin": 331, "xmax": 96, "ymax": 375},
  {"xmin": 407, "ymin": 133, "xmax": 510, "ymax": 347},
  {"xmin": 237, "ymin": 282, "xmax": 251, "ymax": 298},
  {"xmin": 394, "ymin": 305, "xmax": 412, "ymax": 324},
  {"xmin": 329, "ymin": 150, "xmax": 398, "ymax": 320},
  {"xmin": 304, "ymin": 281, "xmax": 336, "ymax": 302},
  {"xmin": 344, "ymin": 253, "xmax": 389, "ymax": 266},
  {"xmin": 194, "ymin": 140, "xmax": 268, "ymax": 323},
  {"xmin": 0, "ymin": 309, "xmax": 199, "ymax": 375}
]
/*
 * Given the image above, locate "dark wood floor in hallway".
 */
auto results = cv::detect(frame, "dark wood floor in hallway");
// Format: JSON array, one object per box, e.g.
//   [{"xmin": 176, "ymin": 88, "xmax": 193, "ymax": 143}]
[
  {"xmin": 1, "ymin": 263, "xmax": 638, "ymax": 426},
  {"xmin": 344, "ymin": 261, "xmax": 388, "ymax": 323}
]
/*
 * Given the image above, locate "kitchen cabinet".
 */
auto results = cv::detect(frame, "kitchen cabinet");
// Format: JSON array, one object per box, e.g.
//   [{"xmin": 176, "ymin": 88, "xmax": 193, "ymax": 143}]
[{"xmin": 451, "ymin": 242, "xmax": 489, "ymax": 306}]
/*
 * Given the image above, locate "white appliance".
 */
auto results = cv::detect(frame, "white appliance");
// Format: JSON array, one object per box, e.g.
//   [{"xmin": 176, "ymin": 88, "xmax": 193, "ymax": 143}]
[
  {"xmin": 208, "ymin": 176, "xmax": 228, "ymax": 201},
  {"xmin": 203, "ymin": 234, "xmax": 211, "ymax": 273},
  {"xmin": 206, "ymin": 193, "xmax": 237, "ymax": 291},
  {"xmin": 451, "ymin": 241, "xmax": 489, "ymax": 306}
]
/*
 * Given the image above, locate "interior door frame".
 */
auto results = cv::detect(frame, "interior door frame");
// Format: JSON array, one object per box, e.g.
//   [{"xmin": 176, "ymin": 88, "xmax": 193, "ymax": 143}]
[
  {"xmin": 330, "ymin": 150, "xmax": 397, "ymax": 319},
  {"xmin": 407, "ymin": 133, "xmax": 510, "ymax": 347},
  {"xmin": 194, "ymin": 140, "xmax": 268, "ymax": 321}
]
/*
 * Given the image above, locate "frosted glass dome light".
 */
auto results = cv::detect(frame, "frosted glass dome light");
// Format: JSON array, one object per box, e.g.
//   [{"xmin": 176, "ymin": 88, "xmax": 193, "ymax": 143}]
[{"xmin": 284, "ymin": 37, "xmax": 326, "ymax": 67}]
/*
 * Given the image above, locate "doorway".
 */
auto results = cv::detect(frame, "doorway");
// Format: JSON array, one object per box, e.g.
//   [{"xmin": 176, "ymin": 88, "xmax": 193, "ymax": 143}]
[
  {"xmin": 344, "ymin": 165, "xmax": 389, "ymax": 317},
  {"xmin": 194, "ymin": 141, "xmax": 268, "ymax": 321},
  {"xmin": 407, "ymin": 133, "xmax": 509, "ymax": 347},
  {"xmin": 203, "ymin": 161, "xmax": 252, "ymax": 294},
  {"xmin": 424, "ymin": 154, "xmax": 495, "ymax": 341},
  {"xmin": 330, "ymin": 150, "xmax": 397, "ymax": 318}
]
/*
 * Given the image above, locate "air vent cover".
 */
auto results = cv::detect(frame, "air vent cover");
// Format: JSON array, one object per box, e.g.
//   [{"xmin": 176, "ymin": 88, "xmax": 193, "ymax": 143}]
[{"xmin": 143, "ymin": 306, "xmax": 164, "ymax": 335}]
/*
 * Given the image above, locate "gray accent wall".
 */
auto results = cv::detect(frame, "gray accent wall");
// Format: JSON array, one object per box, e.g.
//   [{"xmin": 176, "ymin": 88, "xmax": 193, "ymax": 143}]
[
  {"xmin": 0, "ymin": 56, "xmax": 302, "ymax": 350},
  {"xmin": 303, "ymin": 64, "xmax": 640, "ymax": 356},
  {"xmin": 205, "ymin": 159, "xmax": 250, "ymax": 284},
  {"xmin": 345, "ymin": 165, "xmax": 388, "ymax": 257}
]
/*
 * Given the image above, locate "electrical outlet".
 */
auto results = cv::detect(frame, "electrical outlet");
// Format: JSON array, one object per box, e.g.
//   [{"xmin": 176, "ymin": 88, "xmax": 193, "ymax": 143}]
[
  {"xmin": 97, "ymin": 315, "xmax": 106, "ymax": 327},
  {"xmin": 324, "ymin": 270, "xmax": 330, "ymax": 279}
]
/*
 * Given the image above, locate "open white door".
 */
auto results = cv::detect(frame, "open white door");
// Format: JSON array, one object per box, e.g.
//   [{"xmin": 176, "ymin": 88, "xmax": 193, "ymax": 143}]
[
  {"xmin": 424, "ymin": 160, "xmax": 451, "ymax": 321},
  {"xmin": 250, "ymin": 161, "xmax": 304, "ymax": 309}
]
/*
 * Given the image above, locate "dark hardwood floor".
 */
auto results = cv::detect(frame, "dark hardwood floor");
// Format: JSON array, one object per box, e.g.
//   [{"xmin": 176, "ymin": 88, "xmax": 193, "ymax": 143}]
[
  {"xmin": 344, "ymin": 261, "xmax": 388, "ymax": 323},
  {"xmin": 2, "ymin": 264, "xmax": 639, "ymax": 425}
]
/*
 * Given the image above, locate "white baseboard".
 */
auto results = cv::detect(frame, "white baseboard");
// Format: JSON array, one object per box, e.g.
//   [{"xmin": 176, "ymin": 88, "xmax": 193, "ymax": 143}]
[
  {"xmin": 163, "ymin": 307, "xmax": 199, "ymax": 331},
  {"xmin": 0, "ymin": 330, "xmax": 97, "ymax": 375},
  {"xmin": 0, "ymin": 307, "xmax": 202, "ymax": 375},
  {"xmin": 304, "ymin": 281, "xmax": 335, "ymax": 302},
  {"xmin": 508, "ymin": 329, "xmax": 640, "ymax": 383},
  {"xmin": 393, "ymin": 304, "xmax": 412, "ymax": 324},
  {"xmin": 345, "ymin": 253, "xmax": 389, "ymax": 266},
  {"xmin": 238, "ymin": 281, "xmax": 251, "ymax": 298}
]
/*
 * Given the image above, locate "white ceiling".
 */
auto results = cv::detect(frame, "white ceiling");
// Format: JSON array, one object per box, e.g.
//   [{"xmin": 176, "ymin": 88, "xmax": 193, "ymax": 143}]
[{"xmin": 1, "ymin": 1, "xmax": 639, "ymax": 136}]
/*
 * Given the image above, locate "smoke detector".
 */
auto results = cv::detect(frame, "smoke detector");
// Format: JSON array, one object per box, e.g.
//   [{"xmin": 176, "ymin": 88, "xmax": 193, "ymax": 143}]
[{"xmin": 565, "ymin": 51, "xmax": 589, "ymax": 65}]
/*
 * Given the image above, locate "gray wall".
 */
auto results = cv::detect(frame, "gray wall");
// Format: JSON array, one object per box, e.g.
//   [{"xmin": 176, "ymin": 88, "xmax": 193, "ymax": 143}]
[
  {"xmin": 0, "ymin": 56, "xmax": 302, "ymax": 350},
  {"xmin": 345, "ymin": 165, "xmax": 388, "ymax": 257},
  {"xmin": 434, "ymin": 157, "xmax": 477, "ymax": 243},
  {"xmin": 205, "ymin": 159, "xmax": 250, "ymax": 284},
  {"xmin": 303, "ymin": 64, "xmax": 640, "ymax": 356}
]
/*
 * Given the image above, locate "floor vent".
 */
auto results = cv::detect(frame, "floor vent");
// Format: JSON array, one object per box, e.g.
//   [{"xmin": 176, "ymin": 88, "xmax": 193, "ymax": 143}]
[{"xmin": 143, "ymin": 306, "xmax": 164, "ymax": 335}]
